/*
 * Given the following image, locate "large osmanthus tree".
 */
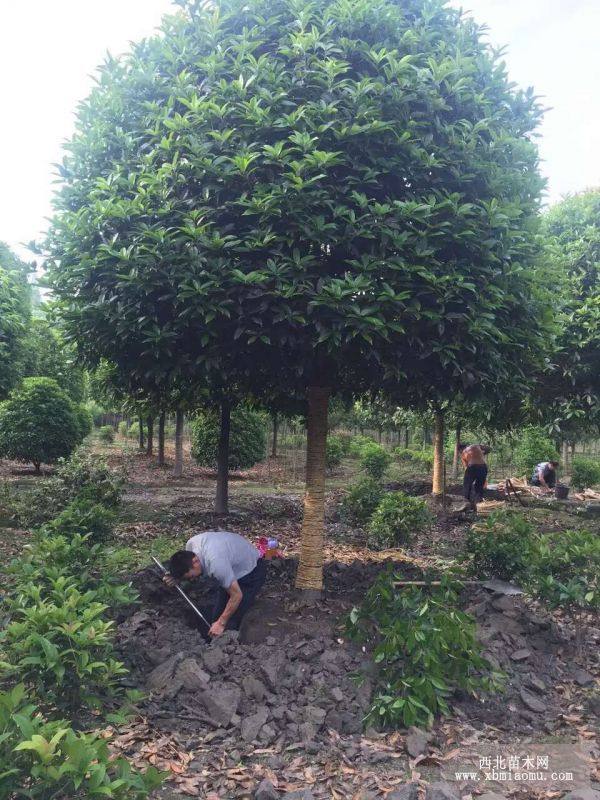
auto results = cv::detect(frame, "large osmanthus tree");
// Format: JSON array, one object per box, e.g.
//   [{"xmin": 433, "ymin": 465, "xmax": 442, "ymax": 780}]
[{"xmin": 47, "ymin": 0, "xmax": 546, "ymax": 595}]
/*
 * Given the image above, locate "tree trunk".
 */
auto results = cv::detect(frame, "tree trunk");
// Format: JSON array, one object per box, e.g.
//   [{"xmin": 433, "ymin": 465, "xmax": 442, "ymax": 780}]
[
  {"xmin": 215, "ymin": 399, "xmax": 231, "ymax": 514},
  {"xmin": 33, "ymin": 461, "xmax": 41, "ymax": 475},
  {"xmin": 138, "ymin": 417, "xmax": 145, "ymax": 450},
  {"xmin": 158, "ymin": 412, "xmax": 166, "ymax": 466},
  {"xmin": 173, "ymin": 410, "xmax": 184, "ymax": 477},
  {"xmin": 146, "ymin": 416, "xmax": 154, "ymax": 457},
  {"xmin": 271, "ymin": 411, "xmax": 279, "ymax": 458},
  {"xmin": 452, "ymin": 423, "xmax": 462, "ymax": 479},
  {"xmin": 562, "ymin": 440, "xmax": 569, "ymax": 473},
  {"xmin": 432, "ymin": 410, "xmax": 445, "ymax": 498},
  {"xmin": 570, "ymin": 441, "xmax": 576, "ymax": 467},
  {"xmin": 295, "ymin": 385, "xmax": 331, "ymax": 597},
  {"xmin": 404, "ymin": 427, "xmax": 409, "ymax": 449}
]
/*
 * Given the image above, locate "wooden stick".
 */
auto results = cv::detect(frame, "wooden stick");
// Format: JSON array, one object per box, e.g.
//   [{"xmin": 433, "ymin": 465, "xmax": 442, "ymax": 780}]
[
  {"xmin": 393, "ymin": 580, "xmax": 483, "ymax": 586},
  {"xmin": 506, "ymin": 478, "xmax": 525, "ymax": 506}
]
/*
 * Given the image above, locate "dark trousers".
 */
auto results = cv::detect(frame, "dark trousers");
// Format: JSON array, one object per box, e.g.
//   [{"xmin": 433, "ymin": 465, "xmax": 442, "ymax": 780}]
[
  {"xmin": 211, "ymin": 558, "xmax": 266, "ymax": 630},
  {"xmin": 464, "ymin": 464, "xmax": 488, "ymax": 502}
]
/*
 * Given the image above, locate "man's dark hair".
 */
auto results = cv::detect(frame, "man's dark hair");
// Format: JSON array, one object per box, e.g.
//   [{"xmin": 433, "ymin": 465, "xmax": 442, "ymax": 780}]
[
  {"xmin": 549, "ymin": 460, "xmax": 559, "ymax": 468},
  {"xmin": 169, "ymin": 550, "xmax": 195, "ymax": 579}
]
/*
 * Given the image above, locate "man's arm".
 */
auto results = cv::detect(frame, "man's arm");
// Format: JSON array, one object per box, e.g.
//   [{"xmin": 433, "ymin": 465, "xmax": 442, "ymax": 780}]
[
  {"xmin": 209, "ymin": 580, "xmax": 243, "ymax": 637},
  {"xmin": 537, "ymin": 466, "xmax": 548, "ymax": 488}
]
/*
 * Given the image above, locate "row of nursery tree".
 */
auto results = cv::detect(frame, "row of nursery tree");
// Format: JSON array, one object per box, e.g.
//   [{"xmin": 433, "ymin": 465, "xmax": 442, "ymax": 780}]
[{"xmin": 1, "ymin": 0, "xmax": 599, "ymax": 595}]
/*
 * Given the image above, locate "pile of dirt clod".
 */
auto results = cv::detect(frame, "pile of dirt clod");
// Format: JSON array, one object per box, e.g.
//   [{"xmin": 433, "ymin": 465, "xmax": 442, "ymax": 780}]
[
  {"xmin": 455, "ymin": 586, "xmax": 600, "ymax": 739},
  {"xmin": 116, "ymin": 558, "xmax": 416, "ymax": 769},
  {"xmin": 117, "ymin": 608, "xmax": 373, "ymax": 745}
]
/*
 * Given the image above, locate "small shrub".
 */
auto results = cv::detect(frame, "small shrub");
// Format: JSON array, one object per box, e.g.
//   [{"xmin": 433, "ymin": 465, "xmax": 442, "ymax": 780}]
[
  {"xmin": 0, "ymin": 684, "xmax": 164, "ymax": 799},
  {"xmin": 127, "ymin": 422, "xmax": 140, "ymax": 438},
  {"xmin": 8, "ymin": 532, "xmax": 138, "ymax": 616},
  {"xmin": 0, "ymin": 578, "xmax": 129, "ymax": 710},
  {"xmin": 393, "ymin": 447, "xmax": 415, "ymax": 462},
  {"xmin": 84, "ymin": 399, "xmax": 105, "ymax": 427},
  {"xmin": 191, "ymin": 405, "xmax": 267, "ymax": 470},
  {"xmin": 98, "ymin": 424, "xmax": 115, "ymax": 443},
  {"xmin": 348, "ymin": 572, "xmax": 501, "ymax": 728},
  {"xmin": 360, "ymin": 443, "xmax": 391, "ymax": 480},
  {"xmin": 4, "ymin": 450, "xmax": 122, "ymax": 530},
  {"xmin": 393, "ymin": 446, "xmax": 434, "ymax": 471},
  {"xmin": 571, "ymin": 457, "xmax": 600, "ymax": 491},
  {"xmin": 56, "ymin": 450, "xmax": 123, "ymax": 508},
  {"xmin": 464, "ymin": 510, "xmax": 538, "ymax": 581},
  {"xmin": 0, "ymin": 478, "xmax": 67, "ymax": 528},
  {"xmin": 410, "ymin": 448, "xmax": 435, "ymax": 471},
  {"xmin": 0, "ymin": 377, "xmax": 80, "ymax": 471},
  {"xmin": 531, "ymin": 529, "xmax": 600, "ymax": 610},
  {"xmin": 340, "ymin": 478, "xmax": 384, "ymax": 526},
  {"xmin": 367, "ymin": 492, "xmax": 431, "ymax": 549},
  {"xmin": 513, "ymin": 426, "xmax": 559, "ymax": 476},
  {"xmin": 326, "ymin": 435, "xmax": 345, "ymax": 470},
  {"xmin": 336, "ymin": 432, "xmax": 352, "ymax": 454},
  {"xmin": 282, "ymin": 432, "xmax": 305, "ymax": 449},
  {"xmin": 348, "ymin": 434, "xmax": 377, "ymax": 457},
  {"xmin": 44, "ymin": 497, "xmax": 116, "ymax": 543},
  {"xmin": 118, "ymin": 420, "xmax": 129, "ymax": 437}
]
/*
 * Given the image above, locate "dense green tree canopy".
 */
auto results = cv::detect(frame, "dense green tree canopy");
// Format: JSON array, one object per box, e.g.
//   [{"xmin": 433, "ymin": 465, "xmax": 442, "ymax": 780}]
[
  {"xmin": 47, "ymin": 0, "xmax": 546, "ymax": 400},
  {"xmin": 20, "ymin": 317, "xmax": 86, "ymax": 403},
  {"xmin": 538, "ymin": 189, "xmax": 600, "ymax": 434},
  {"xmin": 0, "ymin": 243, "xmax": 31, "ymax": 400}
]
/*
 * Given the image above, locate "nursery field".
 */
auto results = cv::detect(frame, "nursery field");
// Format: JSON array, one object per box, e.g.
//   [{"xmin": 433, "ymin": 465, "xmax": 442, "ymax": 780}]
[{"xmin": 1, "ymin": 433, "xmax": 599, "ymax": 800}]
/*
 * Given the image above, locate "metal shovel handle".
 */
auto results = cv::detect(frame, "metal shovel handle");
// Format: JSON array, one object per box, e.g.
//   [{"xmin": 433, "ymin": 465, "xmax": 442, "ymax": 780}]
[{"xmin": 151, "ymin": 555, "xmax": 210, "ymax": 629}]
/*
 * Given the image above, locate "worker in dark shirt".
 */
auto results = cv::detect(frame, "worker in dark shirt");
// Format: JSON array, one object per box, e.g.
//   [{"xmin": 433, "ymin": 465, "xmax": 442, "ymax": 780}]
[{"xmin": 530, "ymin": 461, "xmax": 559, "ymax": 490}]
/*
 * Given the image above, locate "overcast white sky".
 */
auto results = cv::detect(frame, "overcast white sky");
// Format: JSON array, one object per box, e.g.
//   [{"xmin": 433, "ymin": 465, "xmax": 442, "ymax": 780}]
[{"xmin": 0, "ymin": 0, "xmax": 598, "ymax": 263}]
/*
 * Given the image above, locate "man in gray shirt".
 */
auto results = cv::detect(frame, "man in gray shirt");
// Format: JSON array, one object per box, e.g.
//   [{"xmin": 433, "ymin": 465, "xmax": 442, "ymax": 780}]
[{"xmin": 164, "ymin": 531, "xmax": 266, "ymax": 637}]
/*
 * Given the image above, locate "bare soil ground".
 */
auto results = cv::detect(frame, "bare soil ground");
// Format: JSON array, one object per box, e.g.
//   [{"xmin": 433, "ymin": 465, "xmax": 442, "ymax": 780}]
[{"xmin": 1, "ymin": 440, "xmax": 599, "ymax": 799}]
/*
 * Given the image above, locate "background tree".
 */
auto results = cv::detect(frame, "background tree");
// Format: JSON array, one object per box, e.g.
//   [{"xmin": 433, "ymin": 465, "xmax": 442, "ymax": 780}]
[
  {"xmin": 20, "ymin": 316, "xmax": 86, "ymax": 403},
  {"xmin": 0, "ymin": 377, "xmax": 81, "ymax": 473},
  {"xmin": 191, "ymin": 406, "xmax": 267, "ymax": 468},
  {"xmin": 533, "ymin": 189, "xmax": 600, "ymax": 440},
  {"xmin": 0, "ymin": 242, "xmax": 32, "ymax": 400},
  {"xmin": 47, "ymin": 0, "xmax": 546, "ymax": 594}
]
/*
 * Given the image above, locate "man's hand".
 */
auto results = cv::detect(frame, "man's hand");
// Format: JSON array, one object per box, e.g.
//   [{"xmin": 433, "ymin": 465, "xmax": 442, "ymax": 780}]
[
  {"xmin": 162, "ymin": 574, "xmax": 176, "ymax": 588},
  {"xmin": 208, "ymin": 618, "xmax": 226, "ymax": 637}
]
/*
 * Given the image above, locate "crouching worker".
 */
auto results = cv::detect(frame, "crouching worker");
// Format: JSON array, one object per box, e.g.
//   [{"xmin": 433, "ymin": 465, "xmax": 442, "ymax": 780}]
[
  {"xmin": 459, "ymin": 443, "xmax": 491, "ymax": 505},
  {"xmin": 530, "ymin": 460, "xmax": 559, "ymax": 490},
  {"xmin": 164, "ymin": 531, "xmax": 266, "ymax": 637}
]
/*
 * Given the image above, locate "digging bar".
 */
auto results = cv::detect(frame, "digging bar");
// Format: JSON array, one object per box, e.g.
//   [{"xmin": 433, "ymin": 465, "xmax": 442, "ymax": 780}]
[{"xmin": 151, "ymin": 555, "xmax": 210, "ymax": 629}]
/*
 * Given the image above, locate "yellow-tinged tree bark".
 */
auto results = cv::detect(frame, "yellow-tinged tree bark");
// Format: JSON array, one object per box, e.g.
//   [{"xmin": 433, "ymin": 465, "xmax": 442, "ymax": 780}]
[
  {"xmin": 432, "ymin": 410, "xmax": 445, "ymax": 498},
  {"xmin": 562, "ymin": 440, "xmax": 569, "ymax": 474},
  {"xmin": 295, "ymin": 385, "xmax": 330, "ymax": 596}
]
